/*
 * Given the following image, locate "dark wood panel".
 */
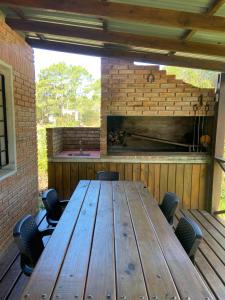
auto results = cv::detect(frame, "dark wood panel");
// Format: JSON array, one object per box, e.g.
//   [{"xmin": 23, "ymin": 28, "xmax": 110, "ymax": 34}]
[
  {"xmin": 175, "ymin": 164, "xmax": 184, "ymax": 207},
  {"xmin": 183, "ymin": 164, "xmax": 193, "ymax": 209},
  {"xmin": 62, "ymin": 162, "xmax": 71, "ymax": 199},
  {"xmin": 48, "ymin": 162, "xmax": 55, "ymax": 189},
  {"xmin": 160, "ymin": 164, "xmax": 168, "ymax": 201},
  {"xmin": 191, "ymin": 164, "xmax": 201, "ymax": 209},
  {"xmin": 49, "ymin": 162, "xmax": 209, "ymax": 209}
]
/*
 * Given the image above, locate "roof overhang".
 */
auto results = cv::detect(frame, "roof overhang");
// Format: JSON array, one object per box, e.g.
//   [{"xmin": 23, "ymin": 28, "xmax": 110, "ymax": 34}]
[{"xmin": 1, "ymin": 0, "xmax": 225, "ymax": 71}]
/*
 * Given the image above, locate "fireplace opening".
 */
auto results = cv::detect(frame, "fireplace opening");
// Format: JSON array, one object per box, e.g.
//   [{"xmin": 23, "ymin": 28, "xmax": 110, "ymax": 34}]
[{"xmin": 107, "ymin": 116, "xmax": 213, "ymax": 155}]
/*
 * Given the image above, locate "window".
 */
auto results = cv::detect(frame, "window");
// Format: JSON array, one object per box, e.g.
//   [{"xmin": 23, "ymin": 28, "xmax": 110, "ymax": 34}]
[
  {"xmin": 0, "ymin": 60, "xmax": 16, "ymax": 180},
  {"xmin": 0, "ymin": 75, "xmax": 9, "ymax": 168}
]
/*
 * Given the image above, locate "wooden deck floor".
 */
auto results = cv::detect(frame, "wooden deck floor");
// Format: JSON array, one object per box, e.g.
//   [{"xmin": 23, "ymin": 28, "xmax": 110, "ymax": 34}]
[
  {"xmin": 1, "ymin": 209, "xmax": 225, "ymax": 300},
  {"xmin": 0, "ymin": 210, "xmax": 47, "ymax": 300},
  {"xmin": 175, "ymin": 209, "xmax": 225, "ymax": 300}
]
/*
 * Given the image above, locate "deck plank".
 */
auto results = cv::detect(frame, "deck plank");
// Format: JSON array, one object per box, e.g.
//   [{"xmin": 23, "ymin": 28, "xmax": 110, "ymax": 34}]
[
  {"xmin": 84, "ymin": 181, "xmax": 116, "ymax": 300},
  {"xmin": 113, "ymin": 181, "xmax": 148, "ymax": 299},
  {"xmin": 136, "ymin": 183, "xmax": 214, "ymax": 300},
  {"xmin": 51, "ymin": 180, "xmax": 101, "ymax": 300},
  {"xmin": 179, "ymin": 209, "xmax": 225, "ymax": 264},
  {"xmin": 124, "ymin": 181, "xmax": 180, "ymax": 299},
  {"xmin": 176, "ymin": 209, "xmax": 225, "ymax": 300},
  {"xmin": 21, "ymin": 180, "xmax": 90, "ymax": 300}
]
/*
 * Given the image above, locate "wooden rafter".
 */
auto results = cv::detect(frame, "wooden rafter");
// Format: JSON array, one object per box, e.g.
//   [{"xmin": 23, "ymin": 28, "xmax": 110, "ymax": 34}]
[
  {"xmin": 6, "ymin": 18, "xmax": 225, "ymax": 58},
  {"xmin": 2, "ymin": 0, "xmax": 225, "ymax": 33},
  {"xmin": 182, "ymin": 0, "xmax": 225, "ymax": 41},
  {"xmin": 26, "ymin": 38, "xmax": 225, "ymax": 71},
  {"xmin": 9, "ymin": 6, "xmax": 45, "ymax": 40}
]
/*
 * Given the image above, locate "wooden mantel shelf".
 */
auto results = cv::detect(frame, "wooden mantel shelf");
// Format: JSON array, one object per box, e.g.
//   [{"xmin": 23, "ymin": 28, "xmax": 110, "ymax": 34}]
[{"xmin": 48, "ymin": 153, "xmax": 211, "ymax": 164}]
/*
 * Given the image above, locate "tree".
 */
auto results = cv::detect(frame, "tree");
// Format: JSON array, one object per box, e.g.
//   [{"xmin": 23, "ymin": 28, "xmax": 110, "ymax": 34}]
[
  {"xmin": 164, "ymin": 66, "xmax": 218, "ymax": 88},
  {"xmin": 36, "ymin": 63, "xmax": 100, "ymax": 126}
]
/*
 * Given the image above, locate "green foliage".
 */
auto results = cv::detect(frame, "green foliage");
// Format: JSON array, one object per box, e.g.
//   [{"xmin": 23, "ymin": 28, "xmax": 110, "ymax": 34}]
[
  {"xmin": 36, "ymin": 62, "xmax": 100, "ymax": 126},
  {"xmin": 36, "ymin": 63, "xmax": 101, "ymax": 190},
  {"xmin": 164, "ymin": 66, "xmax": 218, "ymax": 88},
  {"xmin": 37, "ymin": 125, "xmax": 48, "ymax": 176}
]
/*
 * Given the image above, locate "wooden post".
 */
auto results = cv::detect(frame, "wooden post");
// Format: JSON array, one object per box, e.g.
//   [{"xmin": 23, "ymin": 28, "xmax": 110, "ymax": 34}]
[{"xmin": 211, "ymin": 73, "xmax": 225, "ymax": 213}]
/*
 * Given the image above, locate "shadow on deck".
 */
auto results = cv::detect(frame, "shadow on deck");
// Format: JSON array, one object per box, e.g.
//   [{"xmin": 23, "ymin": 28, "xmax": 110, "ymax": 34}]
[{"xmin": 1, "ymin": 209, "xmax": 225, "ymax": 299}]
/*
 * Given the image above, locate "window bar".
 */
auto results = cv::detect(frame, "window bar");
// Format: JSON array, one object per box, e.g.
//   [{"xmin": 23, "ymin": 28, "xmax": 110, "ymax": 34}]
[{"xmin": 1, "ymin": 75, "xmax": 9, "ymax": 167}]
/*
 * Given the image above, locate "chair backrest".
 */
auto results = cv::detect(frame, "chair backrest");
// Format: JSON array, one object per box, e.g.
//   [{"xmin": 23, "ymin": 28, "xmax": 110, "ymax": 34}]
[
  {"xmin": 175, "ymin": 216, "xmax": 203, "ymax": 263},
  {"xmin": 42, "ymin": 189, "xmax": 62, "ymax": 219},
  {"xmin": 159, "ymin": 192, "xmax": 179, "ymax": 225},
  {"xmin": 96, "ymin": 171, "xmax": 119, "ymax": 181},
  {"xmin": 13, "ymin": 215, "xmax": 44, "ymax": 274}
]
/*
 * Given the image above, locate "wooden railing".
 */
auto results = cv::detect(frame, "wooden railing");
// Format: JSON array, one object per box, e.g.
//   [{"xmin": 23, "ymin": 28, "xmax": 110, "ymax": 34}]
[{"xmin": 213, "ymin": 156, "xmax": 225, "ymax": 215}]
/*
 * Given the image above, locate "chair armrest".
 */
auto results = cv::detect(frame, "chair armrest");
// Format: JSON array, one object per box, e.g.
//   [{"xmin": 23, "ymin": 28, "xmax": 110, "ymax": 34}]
[
  {"xmin": 39, "ymin": 227, "xmax": 54, "ymax": 237},
  {"xmin": 59, "ymin": 200, "xmax": 69, "ymax": 207}
]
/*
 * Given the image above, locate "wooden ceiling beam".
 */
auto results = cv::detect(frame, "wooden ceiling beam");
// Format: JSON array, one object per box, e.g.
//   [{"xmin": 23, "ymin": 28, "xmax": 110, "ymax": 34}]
[
  {"xmin": 7, "ymin": 18, "xmax": 225, "ymax": 58},
  {"xmin": 26, "ymin": 38, "xmax": 225, "ymax": 72},
  {"xmin": 2, "ymin": 0, "xmax": 225, "ymax": 33},
  {"xmin": 207, "ymin": 0, "xmax": 225, "ymax": 15},
  {"xmin": 183, "ymin": 0, "xmax": 225, "ymax": 41}
]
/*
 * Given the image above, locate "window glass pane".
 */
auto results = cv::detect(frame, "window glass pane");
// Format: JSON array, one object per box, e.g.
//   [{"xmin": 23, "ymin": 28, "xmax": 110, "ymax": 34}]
[
  {"xmin": 1, "ymin": 151, "xmax": 6, "ymax": 166},
  {"xmin": 0, "ymin": 75, "xmax": 2, "ymax": 90}
]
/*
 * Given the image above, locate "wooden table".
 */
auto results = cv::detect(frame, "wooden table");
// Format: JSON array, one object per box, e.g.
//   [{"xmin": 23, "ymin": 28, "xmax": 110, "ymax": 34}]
[{"xmin": 22, "ymin": 181, "xmax": 213, "ymax": 300}]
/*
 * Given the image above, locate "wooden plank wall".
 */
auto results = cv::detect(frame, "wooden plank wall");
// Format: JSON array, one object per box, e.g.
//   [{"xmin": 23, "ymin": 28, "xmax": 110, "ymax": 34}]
[{"xmin": 48, "ymin": 162, "xmax": 210, "ymax": 210}]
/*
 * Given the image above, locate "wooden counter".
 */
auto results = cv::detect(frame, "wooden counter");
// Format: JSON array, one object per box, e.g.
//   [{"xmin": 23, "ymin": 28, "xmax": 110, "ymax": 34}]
[{"xmin": 48, "ymin": 154, "xmax": 211, "ymax": 210}]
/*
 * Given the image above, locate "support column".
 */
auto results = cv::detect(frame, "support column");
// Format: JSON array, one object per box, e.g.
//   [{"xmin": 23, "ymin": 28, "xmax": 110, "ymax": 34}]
[{"xmin": 211, "ymin": 73, "xmax": 225, "ymax": 212}]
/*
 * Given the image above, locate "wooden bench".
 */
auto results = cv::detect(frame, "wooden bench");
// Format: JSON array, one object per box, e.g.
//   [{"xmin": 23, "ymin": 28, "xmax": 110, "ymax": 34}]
[
  {"xmin": 0, "ymin": 209, "xmax": 47, "ymax": 300},
  {"xmin": 175, "ymin": 209, "xmax": 225, "ymax": 300}
]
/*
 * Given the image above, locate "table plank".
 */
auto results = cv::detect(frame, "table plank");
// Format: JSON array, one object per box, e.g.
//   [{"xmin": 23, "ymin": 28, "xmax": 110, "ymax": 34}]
[
  {"xmin": 51, "ymin": 180, "xmax": 101, "ymax": 300},
  {"xmin": 135, "ymin": 182, "xmax": 214, "ymax": 300},
  {"xmin": 124, "ymin": 181, "xmax": 180, "ymax": 299},
  {"xmin": 112, "ymin": 181, "xmax": 148, "ymax": 299},
  {"xmin": 21, "ymin": 180, "xmax": 91, "ymax": 300},
  {"xmin": 84, "ymin": 181, "xmax": 116, "ymax": 300}
]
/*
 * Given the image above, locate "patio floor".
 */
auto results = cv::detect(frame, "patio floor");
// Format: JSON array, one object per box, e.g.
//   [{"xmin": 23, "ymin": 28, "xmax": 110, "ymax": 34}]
[{"xmin": 1, "ymin": 209, "xmax": 225, "ymax": 300}]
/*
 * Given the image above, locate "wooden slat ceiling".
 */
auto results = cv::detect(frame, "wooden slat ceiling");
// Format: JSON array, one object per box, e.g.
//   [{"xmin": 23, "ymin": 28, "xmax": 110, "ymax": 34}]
[{"xmin": 1, "ymin": 0, "xmax": 225, "ymax": 71}]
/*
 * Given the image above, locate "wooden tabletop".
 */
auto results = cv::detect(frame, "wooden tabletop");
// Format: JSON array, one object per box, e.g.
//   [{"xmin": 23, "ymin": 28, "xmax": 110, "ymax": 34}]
[{"xmin": 21, "ymin": 180, "xmax": 213, "ymax": 300}]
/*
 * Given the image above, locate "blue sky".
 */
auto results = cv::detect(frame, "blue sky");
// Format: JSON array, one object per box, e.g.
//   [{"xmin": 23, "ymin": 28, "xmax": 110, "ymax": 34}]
[{"xmin": 34, "ymin": 48, "xmax": 101, "ymax": 80}]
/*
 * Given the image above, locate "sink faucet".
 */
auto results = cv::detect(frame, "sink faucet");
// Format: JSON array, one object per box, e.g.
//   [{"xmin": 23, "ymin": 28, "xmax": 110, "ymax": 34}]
[{"xmin": 79, "ymin": 139, "xmax": 83, "ymax": 155}]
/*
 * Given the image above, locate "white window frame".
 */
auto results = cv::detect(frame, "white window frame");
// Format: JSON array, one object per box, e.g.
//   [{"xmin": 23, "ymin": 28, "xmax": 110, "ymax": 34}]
[{"xmin": 0, "ymin": 59, "xmax": 17, "ymax": 180}]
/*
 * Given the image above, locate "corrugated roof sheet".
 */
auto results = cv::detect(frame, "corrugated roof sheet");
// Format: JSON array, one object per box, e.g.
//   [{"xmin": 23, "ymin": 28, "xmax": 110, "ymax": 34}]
[
  {"xmin": 191, "ymin": 31, "xmax": 225, "ymax": 46},
  {"xmin": 110, "ymin": 0, "xmax": 215, "ymax": 13},
  {"xmin": 107, "ymin": 20, "xmax": 184, "ymax": 39},
  {"xmin": 0, "ymin": 1, "xmax": 225, "ymax": 71}
]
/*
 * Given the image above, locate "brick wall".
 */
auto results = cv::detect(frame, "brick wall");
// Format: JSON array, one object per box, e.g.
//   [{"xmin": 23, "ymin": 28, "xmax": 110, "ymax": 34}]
[
  {"xmin": 0, "ymin": 17, "xmax": 37, "ymax": 254},
  {"xmin": 47, "ymin": 127, "xmax": 100, "ymax": 157},
  {"xmin": 46, "ymin": 128, "xmax": 63, "ymax": 157},
  {"xmin": 101, "ymin": 58, "xmax": 216, "ymax": 154}
]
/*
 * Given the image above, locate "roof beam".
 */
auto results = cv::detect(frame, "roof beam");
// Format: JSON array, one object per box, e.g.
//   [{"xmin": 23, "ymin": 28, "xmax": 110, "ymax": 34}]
[
  {"xmin": 183, "ymin": 0, "xmax": 225, "ymax": 41},
  {"xmin": 7, "ymin": 18, "xmax": 225, "ymax": 58},
  {"xmin": 27, "ymin": 38, "xmax": 224, "ymax": 72},
  {"xmin": 2, "ymin": 0, "xmax": 225, "ymax": 33}
]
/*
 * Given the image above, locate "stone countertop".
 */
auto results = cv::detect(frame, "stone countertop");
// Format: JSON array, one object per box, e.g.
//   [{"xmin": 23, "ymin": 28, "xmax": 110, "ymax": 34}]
[{"xmin": 48, "ymin": 153, "xmax": 211, "ymax": 164}]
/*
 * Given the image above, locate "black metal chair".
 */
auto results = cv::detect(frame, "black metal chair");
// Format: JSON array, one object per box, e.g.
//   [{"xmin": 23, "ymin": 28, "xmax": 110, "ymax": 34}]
[
  {"xmin": 96, "ymin": 171, "xmax": 119, "ymax": 181},
  {"xmin": 175, "ymin": 216, "xmax": 203, "ymax": 264},
  {"xmin": 42, "ymin": 189, "xmax": 69, "ymax": 226},
  {"xmin": 13, "ymin": 215, "xmax": 54, "ymax": 276},
  {"xmin": 159, "ymin": 192, "xmax": 179, "ymax": 225}
]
